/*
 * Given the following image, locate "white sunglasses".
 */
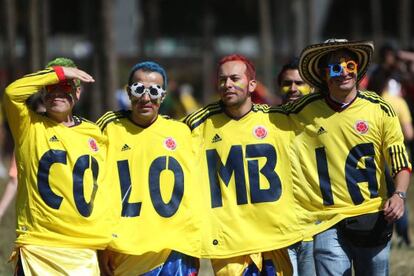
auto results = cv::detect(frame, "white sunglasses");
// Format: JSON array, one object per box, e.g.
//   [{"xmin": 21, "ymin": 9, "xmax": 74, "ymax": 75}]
[{"xmin": 128, "ymin": 82, "xmax": 166, "ymax": 100}]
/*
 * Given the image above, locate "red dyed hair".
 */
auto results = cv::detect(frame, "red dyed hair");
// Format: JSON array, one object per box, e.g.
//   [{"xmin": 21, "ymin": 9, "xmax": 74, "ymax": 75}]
[{"xmin": 217, "ymin": 54, "xmax": 256, "ymax": 80}]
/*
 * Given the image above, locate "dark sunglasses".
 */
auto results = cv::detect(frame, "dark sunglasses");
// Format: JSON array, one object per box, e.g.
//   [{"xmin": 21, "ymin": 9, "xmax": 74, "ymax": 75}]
[{"xmin": 46, "ymin": 81, "xmax": 76, "ymax": 93}]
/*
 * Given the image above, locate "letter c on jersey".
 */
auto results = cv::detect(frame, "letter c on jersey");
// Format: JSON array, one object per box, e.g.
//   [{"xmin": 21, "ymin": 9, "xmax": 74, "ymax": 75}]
[{"xmin": 37, "ymin": 150, "xmax": 99, "ymax": 217}]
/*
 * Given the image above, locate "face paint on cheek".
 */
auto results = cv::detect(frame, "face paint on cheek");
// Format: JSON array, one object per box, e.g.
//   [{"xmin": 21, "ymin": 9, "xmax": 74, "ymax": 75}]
[
  {"xmin": 281, "ymin": 86, "xmax": 290, "ymax": 94},
  {"xmin": 233, "ymin": 82, "xmax": 246, "ymax": 92},
  {"xmin": 297, "ymin": 85, "xmax": 311, "ymax": 95}
]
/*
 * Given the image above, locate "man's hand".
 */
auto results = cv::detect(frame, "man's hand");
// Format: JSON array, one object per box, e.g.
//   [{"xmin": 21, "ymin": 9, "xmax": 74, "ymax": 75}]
[
  {"xmin": 62, "ymin": 67, "xmax": 95, "ymax": 83},
  {"xmin": 383, "ymin": 194, "xmax": 405, "ymax": 223},
  {"xmin": 98, "ymin": 250, "xmax": 115, "ymax": 276},
  {"xmin": 384, "ymin": 169, "xmax": 410, "ymax": 223}
]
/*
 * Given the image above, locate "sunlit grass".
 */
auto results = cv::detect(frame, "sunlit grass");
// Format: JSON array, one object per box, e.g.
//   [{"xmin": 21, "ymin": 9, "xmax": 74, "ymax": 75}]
[{"xmin": 0, "ymin": 177, "xmax": 15, "ymax": 275}]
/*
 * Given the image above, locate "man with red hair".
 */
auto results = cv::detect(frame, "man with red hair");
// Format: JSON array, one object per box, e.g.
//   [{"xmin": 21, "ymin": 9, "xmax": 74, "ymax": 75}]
[{"xmin": 184, "ymin": 54, "xmax": 304, "ymax": 275}]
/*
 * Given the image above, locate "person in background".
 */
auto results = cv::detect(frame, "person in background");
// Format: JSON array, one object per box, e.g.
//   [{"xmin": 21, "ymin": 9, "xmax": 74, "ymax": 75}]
[
  {"xmin": 0, "ymin": 154, "xmax": 17, "ymax": 223},
  {"xmin": 251, "ymin": 81, "xmax": 281, "ymax": 105},
  {"xmin": 277, "ymin": 57, "xmax": 313, "ymax": 104},
  {"xmin": 366, "ymin": 42, "xmax": 401, "ymax": 93},
  {"xmin": 277, "ymin": 57, "xmax": 316, "ymax": 276},
  {"xmin": 380, "ymin": 76, "xmax": 413, "ymax": 248}
]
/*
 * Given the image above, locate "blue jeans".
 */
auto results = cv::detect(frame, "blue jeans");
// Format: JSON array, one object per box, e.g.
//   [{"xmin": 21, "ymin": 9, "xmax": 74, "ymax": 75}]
[
  {"xmin": 288, "ymin": 241, "xmax": 316, "ymax": 276},
  {"xmin": 314, "ymin": 227, "xmax": 391, "ymax": 276},
  {"xmin": 141, "ymin": 251, "xmax": 198, "ymax": 276}
]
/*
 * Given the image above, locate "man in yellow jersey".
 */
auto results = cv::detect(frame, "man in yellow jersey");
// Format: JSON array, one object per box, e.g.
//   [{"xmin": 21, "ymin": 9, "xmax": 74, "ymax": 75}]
[
  {"xmin": 97, "ymin": 61, "xmax": 200, "ymax": 276},
  {"xmin": 4, "ymin": 57, "xmax": 111, "ymax": 275},
  {"xmin": 276, "ymin": 57, "xmax": 315, "ymax": 276},
  {"xmin": 183, "ymin": 54, "xmax": 305, "ymax": 275},
  {"xmin": 286, "ymin": 39, "xmax": 411, "ymax": 275}
]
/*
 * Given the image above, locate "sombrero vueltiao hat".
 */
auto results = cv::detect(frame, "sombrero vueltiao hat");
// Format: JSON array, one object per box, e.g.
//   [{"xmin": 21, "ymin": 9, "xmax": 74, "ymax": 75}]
[{"xmin": 299, "ymin": 39, "xmax": 374, "ymax": 90}]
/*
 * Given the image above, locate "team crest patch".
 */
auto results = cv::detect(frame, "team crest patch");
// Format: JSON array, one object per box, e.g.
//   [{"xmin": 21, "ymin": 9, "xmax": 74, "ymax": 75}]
[
  {"xmin": 253, "ymin": 126, "xmax": 268, "ymax": 139},
  {"xmin": 88, "ymin": 138, "xmax": 99, "ymax": 152},
  {"xmin": 354, "ymin": 120, "xmax": 369, "ymax": 134},
  {"xmin": 164, "ymin": 137, "xmax": 177, "ymax": 150}
]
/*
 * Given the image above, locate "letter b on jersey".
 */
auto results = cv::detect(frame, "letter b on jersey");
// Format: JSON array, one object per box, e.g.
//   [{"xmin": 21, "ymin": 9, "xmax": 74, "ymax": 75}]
[{"xmin": 206, "ymin": 144, "xmax": 282, "ymax": 208}]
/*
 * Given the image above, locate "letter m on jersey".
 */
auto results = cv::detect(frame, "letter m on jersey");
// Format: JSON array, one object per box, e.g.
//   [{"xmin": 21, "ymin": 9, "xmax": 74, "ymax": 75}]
[{"xmin": 206, "ymin": 144, "xmax": 282, "ymax": 208}]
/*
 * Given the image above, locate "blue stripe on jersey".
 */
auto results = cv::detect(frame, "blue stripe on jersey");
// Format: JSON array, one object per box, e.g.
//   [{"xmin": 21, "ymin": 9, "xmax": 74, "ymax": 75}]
[{"xmin": 141, "ymin": 251, "xmax": 198, "ymax": 276}]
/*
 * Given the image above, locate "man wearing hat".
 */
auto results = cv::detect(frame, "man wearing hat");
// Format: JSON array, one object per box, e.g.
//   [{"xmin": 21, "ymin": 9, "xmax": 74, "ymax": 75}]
[
  {"xmin": 4, "ymin": 58, "xmax": 112, "ymax": 274},
  {"xmin": 286, "ymin": 39, "xmax": 411, "ymax": 275}
]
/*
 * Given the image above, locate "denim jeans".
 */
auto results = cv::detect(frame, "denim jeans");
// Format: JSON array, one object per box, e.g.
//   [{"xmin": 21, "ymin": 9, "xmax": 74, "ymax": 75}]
[
  {"xmin": 288, "ymin": 241, "xmax": 316, "ymax": 276},
  {"xmin": 314, "ymin": 227, "xmax": 391, "ymax": 276}
]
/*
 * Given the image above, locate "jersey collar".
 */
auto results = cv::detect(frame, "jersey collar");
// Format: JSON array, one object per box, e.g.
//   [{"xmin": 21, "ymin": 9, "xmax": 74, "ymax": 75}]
[
  {"xmin": 127, "ymin": 110, "xmax": 159, "ymax": 129},
  {"xmin": 325, "ymin": 91, "xmax": 359, "ymax": 112},
  {"xmin": 220, "ymin": 100, "xmax": 253, "ymax": 121}
]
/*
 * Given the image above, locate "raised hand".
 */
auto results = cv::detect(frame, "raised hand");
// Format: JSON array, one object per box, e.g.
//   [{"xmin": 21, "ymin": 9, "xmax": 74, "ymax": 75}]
[{"xmin": 62, "ymin": 67, "xmax": 95, "ymax": 83}]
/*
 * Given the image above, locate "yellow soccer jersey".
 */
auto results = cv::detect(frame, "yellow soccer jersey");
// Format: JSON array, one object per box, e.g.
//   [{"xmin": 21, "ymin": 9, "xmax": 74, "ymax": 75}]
[
  {"xmin": 286, "ymin": 91, "xmax": 411, "ymax": 235},
  {"xmin": 3, "ymin": 67, "xmax": 112, "ymax": 249},
  {"xmin": 183, "ymin": 102, "xmax": 304, "ymax": 258},
  {"xmin": 97, "ymin": 112, "xmax": 201, "ymax": 258}
]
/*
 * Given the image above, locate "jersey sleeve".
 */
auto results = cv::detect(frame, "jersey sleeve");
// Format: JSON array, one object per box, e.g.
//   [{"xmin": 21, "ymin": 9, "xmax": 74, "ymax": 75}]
[
  {"xmin": 3, "ymin": 67, "xmax": 64, "ymax": 144},
  {"xmin": 382, "ymin": 110, "xmax": 412, "ymax": 176}
]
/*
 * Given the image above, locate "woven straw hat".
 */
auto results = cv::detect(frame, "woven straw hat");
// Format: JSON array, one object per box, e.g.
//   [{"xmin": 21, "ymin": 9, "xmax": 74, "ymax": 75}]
[{"xmin": 299, "ymin": 39, "xmax": 374, "ymax": 90}]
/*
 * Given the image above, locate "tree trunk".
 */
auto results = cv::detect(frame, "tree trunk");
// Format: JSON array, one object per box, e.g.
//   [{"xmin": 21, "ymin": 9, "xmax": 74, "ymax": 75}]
[
  {"xmin": 4, "ymin": 0, "xmax": 17, "ymax": 85},
  {"xmin": 370, "ymin": 0, "xmax": 383, "ymax": 46},
  {"xmin": 399, "ymin": 0, "xmax": 410, "ymax": 49},
  {"xmin": 274, "ymin": 0, "xmax": 289, "ymax": 57},
  {"xmin": 39, "ymin": 0, "xmax": 49, "ymax": 66},
  {"xmin": 307, "ymin": 0, "xmax": 317, "ymax": 44},
  {"xmin": 258, "ymin": 0, "xmax": 274, "ymax": 90},
  {"xmin": 100, "ymin": 0, "xmax": 117, "ymax": 112},
  {"xmin": 136, "ymin": 0, "xmax": 145, "ymax": 58},
  {"xmin": 28, "ymin": 0, "xmax": 42, "ymax": 71},
  {"xmin": 88, "ymin": 0, "xmax": 117, "ymax": 120},
  {"xmin": 201, "ymin": 0, "xmax": 215, "ymax": 105},
  {"xmin": 292, "ymin": 0, "xmax": 306, "ymax": 55}
]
